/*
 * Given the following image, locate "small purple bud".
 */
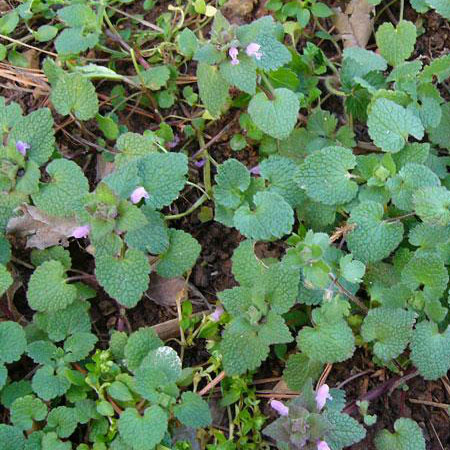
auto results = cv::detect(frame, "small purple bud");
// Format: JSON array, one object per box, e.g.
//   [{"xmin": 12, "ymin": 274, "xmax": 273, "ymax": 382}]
[
  {"xmin": 71, "ymin": 225, "xmax": 90, "ymax": 239},
  {"xmin": 316, "ymin": 384, "xmax": 332, "ymax": 411},
  {"xmin": 16, "ymin": 141, "xmax": 30, "ymax": 156},
  {"xmin": 246, "ymin": 43, "xmax": 262, "ymax": 60},
  {"xmin": 130, "ymin": 186, "xmax": 149, "ymax": 204},
  {"xmin": 229, "ymin": 46, "xmax": 240, "ymax": 65},
  {"xmin": 210, "ymin": 305, "xmax": 224, "ymax": 322},
  {"xmin": 168, "ymin": 135, "xmax": 180, "ymax": 149},
  {"xmin": 194, "ymin": 159, "xmax": 206, "ymax": 168},
  {"xmin": 249, "ymin": 165, "xmax": 260, "ymax": 175},
  {"xmin": 270, "ymin": 400, "xmax": 289, "ymax": 416},
  {"xmin": 317, "ymin": 441, "xmax": 331, "ymax": 450}
]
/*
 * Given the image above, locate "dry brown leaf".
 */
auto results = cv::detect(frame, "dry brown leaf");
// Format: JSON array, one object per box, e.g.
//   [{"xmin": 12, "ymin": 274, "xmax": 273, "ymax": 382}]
[
  {"xmin": 96, "ymin": 153, "xmax": 115, "ymax": 182},
  {"xmin": 333, "ymin": 0, "xmax": 375, "ymax": 48},
  {"xmin": 222, "ymin": 0, "xmax": 256, "ymax": 23},
  {"xmin": 146, "ymin": 273, "xmax": 186, "ymax": 307},
  {"xmin": 6, "ymin": 204, "xmax": 79, "ymax": 249}
]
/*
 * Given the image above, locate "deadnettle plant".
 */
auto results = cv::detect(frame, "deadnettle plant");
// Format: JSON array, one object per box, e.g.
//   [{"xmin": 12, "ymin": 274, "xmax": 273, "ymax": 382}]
[
  {"xmin": 15, "ymin": 140, "xmax": 30, "ymax": 156},
  {"xmin": 130, "ymin": 186, "xmax": 149, "ymax": 204}
]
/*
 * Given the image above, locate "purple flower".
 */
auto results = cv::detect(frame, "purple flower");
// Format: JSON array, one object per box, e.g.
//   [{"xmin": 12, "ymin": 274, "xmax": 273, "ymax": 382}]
[
  {"xmin": 316, "ymin": 384, "xmax": 332, "ymax": 411},
  {"xmin": 270, "ymin": 400, "xmax": 289, "ymax": 416},
  {"xmin": 210, "ymin": 305, "xmax": 224, "ymax": 322},
  {"xmin": 249, "ymin": 165, "xmax": 260, "ymax": 175},
  {"xmin": 229, "ymin": 46, "xmax": 239, "ymax": 65},
  {"xmin": 194, "ymin": 159, "xmax": 206, "ymax": 168},
  {"xmin": 317, "ymin": 441, "xmax": 331, "ymax": 450},
  {"xmin": 130, "ymin": 186, "xmax": 149, "ymax": 204},
  {"xmin": 71, "ymin": 225, "xmax": 90, "ymax": 239},
  {"xmin": 16, "ymin": 141, "xmax": 30, "ymax": 156},
  {"xmin": 246, "ymin": 43, "xmax": 262, "ymax": 60},
  {"xmin": 168, "ymin": 135, "xmax": 180, "ymax": 149}
]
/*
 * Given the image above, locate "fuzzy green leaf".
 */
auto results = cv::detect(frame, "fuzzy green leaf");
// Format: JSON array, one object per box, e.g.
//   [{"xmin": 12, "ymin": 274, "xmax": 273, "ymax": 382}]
[
  {"xmin": 361, "ymin": 308, "xmax": 416, "ymax": 361},
  {"xmin": 283, "ymin": 353, "xmax": 323, "ymax": 391},
  {"xmin": 124, "ymin": 327, "xmax": 163, "ymax": 371},
  {"xmin": 139, "ymin": 66, "xmax": 170, "ymax": 90},
  {"xmin": 219, "ymin": 56, "xmax": 257, "ymax": 95},
  {"xmin": 10, "ymin": 395, "xmax": 47, "ymax": 430},
  {"xmin": 375, "ymin": 21, "xmax": 417, "ymax": 66},
  {"xmin": 32, "ymin": 366, "xmax": 70, "ymax": 401},
  {"xmin": 0, "ymin": 425, "xmax": 26, "ymax": 450},
  {"xmin": 297, "ymin": 146, "xmax": 358, "ymax": 205},
  {"xmin": 46, "ymin": 406, "xmax": 78, "ymax": 438},
  {"xmin": 346, "ymin": 201, "xmax": 404, "ymax": 263},
  {"xmin": 156, "ymin": 229, "xmax": 201, "ymax": 278},
  {"xmin": 197, "ymin": 63, "xmax": 230, "ymax": 117},
  {"xmin": 253, "ymin": 35, "xmax": 292, "ymax": 71},
  {"xmin": 32, "ymin": 159, "xmax": 89, "ymax": 217},
  {"xmin": 375, "ymin": 418, "xmax": 425, "ymax": 450},
  {"xmin": 324, "ymin": 410, "xmax": 367, "ymax": 450},
  {"xmin": 0, "ymin": 264, "xmax": 12, "ymax": 296},
  {"xmin": 248, "ymin": 88, "xmax": 299, "ymax": 140},
  {"xmin": 174, "ymin": 392, "xmax": 212, "ymax": 428},
  {"xmin": 27, "ymin": 260, "xmax": 77, "ymax": 312},
  {"xmin": 0, "ymin": 321, "xmax": 27, "ymax": 364},
  {"xmin": 51, "ymin": 73, "xmax": 99, "ymax": 120},
  {"xmin": 118, "ymin": 406, "xmax": 168, "ymax": 450},
  {"xmin": 413, "ymin": 186, "xmax": 450, "ymax": 225},
  {"xmin": 368, "ymin": 98, "xmax": 424, "ymax": 152},
  {"xmin": 231, "ymin": 239, "xmax": 266, "ymax": 287},
  {"xmin": 214, "ymin": 159, "xmax": 251, "ymax": 209},
  {"xmin": 115, "ymin": 132, "xmax": 157, "ymax": 167},
  {"xmin": 95, "ymin": 248, "xmax": 150, "ymax": 308},
  {"xmin": 429, "ymin": 102, "xmax": 450, "ymax": 150}
]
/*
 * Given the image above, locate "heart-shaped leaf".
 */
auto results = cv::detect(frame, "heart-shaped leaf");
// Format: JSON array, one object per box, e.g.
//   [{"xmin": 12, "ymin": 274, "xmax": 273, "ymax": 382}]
[{"xmin": 248, "ymin": 88, "xmax": 299, "ymax": 140}]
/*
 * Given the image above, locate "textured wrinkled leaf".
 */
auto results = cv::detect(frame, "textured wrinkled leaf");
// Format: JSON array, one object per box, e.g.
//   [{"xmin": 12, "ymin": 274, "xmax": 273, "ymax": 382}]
[
  {"xmin": 283, "ymin": 353, "xmax": 323, "ymax": 391},
  {"xmin": 0, "ymin": 425, "xmax": 26, "ymax": 450},
  {"xmin": 46, "ymin": 406, "xmax": 78, "ymax": 438},
  {"xmin": 124, "ymin": 327, "xmax": 163, "ymax": 371},
  {"xmin": 0, "ymin": 321, "xmax": 26, "ymax": 364},
  {"xmin": 361, "ymin": 308, "xmax": 416, "ymax": 361},
  {"xmin": 297, "ymin": 146, "xmax": 358, "ymax": 205},
  {"xmin": 375, "ymin": 20, "xmax": 417, "ymax": 66},
  {"xmin": 138, "ymin": 152, "xmax": 188, "ymax": 209},
  {"xmin": 219, "ymin": 56, "xmax": 257, "ymax": 95},
  {"xmin": 118, "ymin": 406, "xmax": 168, "ymax": 450},
  {"xmin": 253, "ymin": 34, "xmax": 292, "ymax": 71},
  {"xmin": 248, "ymin": 88, "xmax": 299, "ymax": 140},
  {"xmin": 51, "ymin": 73, "xmax": 99, "ymax": 120},
  {"xmin": 139, "ymin": 66, "xmax": 170, "ymax": 90},
  {"xmin": 368, "ymin": 98, "xmax": 424, "ymax": 152},
  {"xmin": 324, "ymin": 410, "xmax": 367, "ymax": 449},
  {"xmin": 197, "ymin": 63, "xmax": 230, "ymax": 117},
  {"xmin": 0, "ymin": 264, "xmax": 12, "ymax": 296},
  {"xmin": 426, "ymin": 0, "xmax": 450, "ymax": 19},
  {"xmin": 156, "ymin": 229, "xmax": 201, "ymax": 278},
  {"xmin": 347, "ymin": 201, "xmax": 404, "ymax": 263},
  {"xmin": 174, "ymin": 392, "xmax": 212, "ymax": 428},
  {"xmin": 64, "ymin": 332, "xmax": 97, "ymax": 362},
  {"xmin": 10, "ymin": 395, "xmax": 47, "ymax": 431},
  {"xmin": 32, "ymin": 366, "xmax": 70, "ymax": 401},
  {"xmin": 115, "ymin": 132, "xmax": 157, "ymax": 167},
  {"xmin": 95, "ymin": 248, "xmax": 150, "ymax": 308},
  {"xmin": 234, "ymin": 191, "xmax": 294, "ymax": 240},
  {"xmin": 413, "ymin": 186, "xmax": 450, "ymax": 225},
  {"xmin": 214, "ymin": 159, "xmax": 251, "ymax": 209},
  {"xmin": 27, "ymin": 260, "xmax": 77, "ymax": 312},
  {"xmin": 32, "ymin": 159, "xmax": 89, "ymax": 217},
  {"xmin": 429, "ymin": 102, "xmax": 450, "ymax": 150},
  {"xmin": 375, "ymin": 418, "xmax": 425, "ymax": 450},
  {"xmin": 231, "ymin": 239, "xmax": 265, "ymax": 286}
]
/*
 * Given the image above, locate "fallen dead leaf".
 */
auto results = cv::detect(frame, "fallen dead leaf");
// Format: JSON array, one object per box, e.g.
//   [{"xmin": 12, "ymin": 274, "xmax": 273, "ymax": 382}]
[
  {"xmin": 7, "ymin": 204, "xmax": 79, "ymax": 249},
  {"xmin": 222, "ymin": 0, "xmax": 256, "ymax": 23},
  {"xmin": 96, "ymin": 153, "xmax": 115, "ymax": 182},
  {"xmin": 333, "ymin": 0, "xmax": 375, "ymax": 48},
  {"xmin": 146, "ymin": 273, "xmax": 186, "ymax": 307}
]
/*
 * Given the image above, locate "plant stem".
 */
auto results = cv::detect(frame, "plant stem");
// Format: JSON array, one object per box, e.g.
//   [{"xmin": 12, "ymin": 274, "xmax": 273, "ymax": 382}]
[
  {"xmin": 165, "ymin": 193, "xmax": 208, "ymax": 220},
  {"xmin": 324, "ymin": 77, "xmax": 348, "ymax": 97},
  {"xmin": 399, "ymin": 0, "xmax": 404, "ymax": 22}
]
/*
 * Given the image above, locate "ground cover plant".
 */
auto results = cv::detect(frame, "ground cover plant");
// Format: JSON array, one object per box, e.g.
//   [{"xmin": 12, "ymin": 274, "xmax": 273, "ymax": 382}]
[{"xmin": 0, "ymin": 0, "xmax": 450, "ymax": 448}]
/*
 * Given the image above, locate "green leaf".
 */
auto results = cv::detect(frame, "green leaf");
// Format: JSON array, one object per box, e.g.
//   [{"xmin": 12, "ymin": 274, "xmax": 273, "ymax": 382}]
[
  {"xmin": 96, "ymin": 114, "xmax": 119, "ymax": 140},
  {"xmin": 214, "ymin": 159, "xmax": 251, "ymax": 209},
  {"xmin": 118, "ymin": 406, "xmax": 168, "ymax": 450},
  {"xmin": 156, "ymin": 229, "xmax": 201, "ymax": 278},
  {"xmin": 0, "ymin": 425, "xmax": 26, "ymax": 450},
  {"xmin": 375, "ymin": 418, "xmax": 425, "ymax": 450},
  {"xmin": 46, "ymin": 406, "xmax": 78, "ymax": 438},
  {"xmin": 0, "ymin": 264, "xmax": 12, "ymax": 296},
  {"xmin": 51, "ymin": 73, "xmax": 99, "ymax": 120},
  {"xmin": 64, "ymin": 332, "xmax": 97, "ymax": 362},
  {"xmin": 124, "ymin": 327, "xmax": 163, "ymax": 371},
  {"xmin": 346, "ymin": 201, "xmax": 404, "ymax": 263},
  {"xmin": 283, "ymin": 353, "xmax": 323, "ymax": 391},
  {"xmin": 178, "ymin": 28, "xmax": 198, "ymax": 58},
  {"xmin": 174, "ymin": 392, "xmax": 212, "ymax": 428},
  {"xmin": 32, "ymin": 159, "xmax": 89, "ymax": 217},
  {"xmin": 219, "ymin": 56, "xmax": 257, "ymax": 95},
  {"xmin": 27, "ymin": 340, "xmax": 58, "ymax": 366},
  {"xmin": 426, "ymin": 0, "xmax": 450, "ymax": 18},
  {"xmin": 411, "ymin": 321, "xmax": 450, "ymax": 379},
  {"xmin": 252, "ymin": 34, "xmax": 292, "ymax": 71},
  {"xmin": 139, "ymin": 66, "xmax": 170, "ymax": 90},
  {"xmin": 367, "ymin": 98, "xmax": 424, "ymax": 153},
  {"xmin": 34, "ymin": 299, "xmax": 91, "ymax": 342},
  {"xmin": 297, "ymin": 146, "xmax": 358, "ymax": 205},
  {"xmin": 339, "ymin": 254, "xmax": 365, "ymax": 284},
  {"xmin": 115, "ymin": 132, "xmax": 157, "ymax": 167},
  {"xmin": 0, "ymin": 321, "xmax": 27, "ymax": 364},
  {"xmin": 10, "ymin": 395, "xmax": 46, "ymax": 431},
  {"xmin": 41, "ymin": 431, "xmax": 72, "ymax": 450},
  {"xmin": 34, "ymin": 25, "xmax": 58, "ymax": 42},
  {"xmin": 413, "ymin": 186, "xmax": 450, "ymax": 225},
  {"xmin": 138, "ymin": 152, "xmax": 188, "ymax": 209},
  {"xmin": 1, "ymin": 380, "xmax": 33, "ymax": 408},
  {"xmin": 196, "ymin": 63, "xmax": 230, "ymax": 117},
  {"xmin": 375, "ymin": 20, "xmax": 417, "ymax": 66},
  {"xmin": 248, "ymin": 88, "xmax": 299, "ymax": 140},
  {"xmin": 324, "ymin": 410, "xmax": 367, "ymax": 449},
  {"xmin": 31, "ymin": 246, "xmax": 71, "ymax": 270},
  {"xmin": 28, "ymin": 260, "xmax": 77, "ymax": 312},
  {"xmin": 361, "ymin": 308, "xmax": 416, "ymax": 361},
  {"xmin": 429, "ymin": 102, "xmax": 450, "ymax": 150},
  {"xmin": 234, "ymin": 191, "xmax": 294, "ymax": 240},
  {"xmin": 107, "ymin": 381, "xmax": 133, "ymax": 402},
  {"xmin": 401, "ymin": 252, "xmax": 448, "ymax": 300},
  {"xmin": 54, "ymin": 28, "xmax": 99, "ymax": 55},
  {"xmin": 231, "ymin": 240, "xmax": 265, "ymax": 286},
  {"xmin": 387, "ymin": 163, "xmax": 440, "ymax": 211},
  {"xmin": 58, "ymin": 4, "xmax": 96, "ymax": 27},
  {"xmin": 141, "ymin": 346, "xmax": 182, "ymax": 382},
  {"xmin": 95, "ymin": 248, "xmax": 150, "ymax": 308},
  {"xmin": 32, "ymin": 366, "xmax": 70, "ymax": 401},
  {"xmin": 297, "ymin": 318, "xmax": 355, "ymax": 364},
  {"xmin": 9, "ymin": 108, "xmax": 55, "ymax": 166}
]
